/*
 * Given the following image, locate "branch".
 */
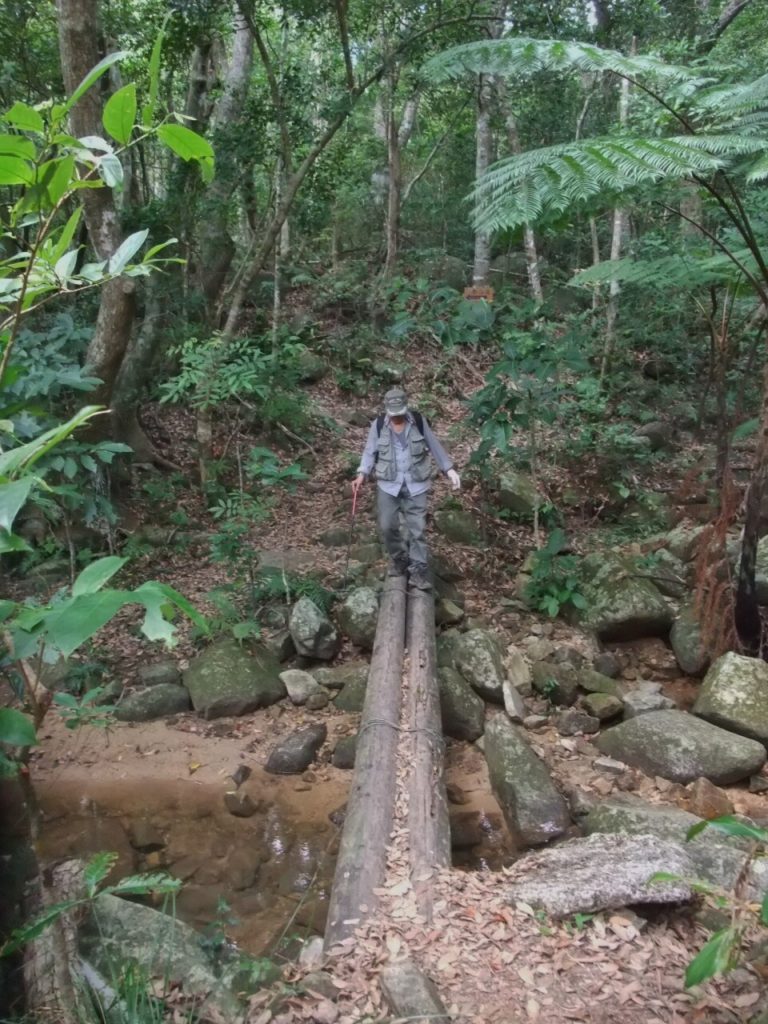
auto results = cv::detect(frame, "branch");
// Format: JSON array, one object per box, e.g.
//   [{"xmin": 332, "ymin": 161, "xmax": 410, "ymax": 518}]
[
  {"xmin": 236, "ymin": 0, "xmax": 292, "ymax": 171},
  {"xmin": 403, "ymin": 130, "xmax": 449, "ymax": 204},
  {"xmin": 704, "ymin": 0, "xmax": 755, "ymax": 48},
  {"xmin": 335, "ymin": 0, "xmax": 355, "ymax": 92}
]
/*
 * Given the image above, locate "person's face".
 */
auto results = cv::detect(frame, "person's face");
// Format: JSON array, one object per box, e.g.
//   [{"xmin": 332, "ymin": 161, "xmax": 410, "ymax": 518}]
[{"xmin": 391, "ymin": 414, "xmax": 406, "ymax": 425}]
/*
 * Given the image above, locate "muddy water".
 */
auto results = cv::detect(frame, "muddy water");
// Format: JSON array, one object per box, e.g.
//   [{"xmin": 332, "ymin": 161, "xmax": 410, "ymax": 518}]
[{"xmin": 23, "ymin": 755, "xmax": 514, "ymax": 957}]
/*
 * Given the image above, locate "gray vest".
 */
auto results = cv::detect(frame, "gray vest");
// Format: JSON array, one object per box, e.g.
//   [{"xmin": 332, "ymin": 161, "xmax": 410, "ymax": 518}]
[{"xmin": 375, "ymin": 422, "xmax": 432, "ymax": 483}]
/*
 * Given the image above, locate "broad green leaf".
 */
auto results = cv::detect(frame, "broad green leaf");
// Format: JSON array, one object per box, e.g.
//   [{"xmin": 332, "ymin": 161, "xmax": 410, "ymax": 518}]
[
  {"xmin": 108, "ymin": 229, "xmax": 148, "ymax": 275},
  {"xmin": 98, "ymin": 153, "xmax": 123, "ymax": 189},
  {"xmin": 76, "ymin": 135, "xmax": 113, "ymax": 153},
  {"xmin": 0, "ymin": 707, "xmax": 37, "ymax": 747},
  {"xmin": 41, "ymin": 590, "xmax": 129, "ymax": 657},
  {"xmin": 732, "ymin": 418, "xmax": 759, "ymax": 442},
  {"xmin": 72, "ymin": 555, "xmax": 127, "ymax": 597},
  {"xmin": 687, "ymin": 815, "xmax": 768, "ymax": 844},
  {"xmin": 64, "ymin": 52, "xmax": 127, "ymax": 113},
  {"xmin": 103, "ymin": 84, "xmax": 136, "ymax": 145},
  {"xmin": 139, "ymin": 598, "xmax": 175, "ymax": 645},
  {"xmin": 0, "ymin": 406, "xmax": 103, "ymax": 478},
  {"xmin": 142, "ymin": 17, "xmax": 170, "ymax": 129},
  {"xmin": 52, "ymin": 692, "xmax": 79, "ymax": 708},
  {"xmin": 54, "ymin": 249, "xmax": 78, "ymax": 283},
  {"xmin": 761, "ymin": 892, "xmax": 768, "ymax": 926},
  {"xmin": 685, "ymin": 926, "xmax": 738, "ymax": 987},
  {"xmin": 83, "ymin": 851, "xmax": 118, "ymax": 896},
  {"xmin": 4, "ymin": 101, "xmax": 44, "ymax": 133},
  {"xmin": 40, "ymin": 156, "xmax": 76, "ymax": 208},
  {"xmin": 157, "ymin": 124, "xmax": 214, "ymax": 181},
  {"xmin": 133, "ymin": 580, "xmax": 209, "ymax": 635},
  {"xmin": 0, "ymin": 135, "xmax": 36, "ymax": 160},
  {"xmin": 105, "ymin": 872, "xmax": 181, "ymax": 897},
  {"xmin": 0, "ymin": 900, "xmax": 82, "ymax": 956},
  {"xmin": 0, "ymin": 477, "xmax": 33, "ymax": 531},
  {"xmin": 0, "ymin": 599, "xmax": 16, "ymax": 623},
  {"xmin": 0, "ymin": 531, "xmax": 30, "ymax": 554},
  {"xmin": 0, "ymin": 155, "xmax": 34, "ymax": 186},
  {"xmin": 51, "ymin": 209, "xmax": 82, "ymax": 261}
]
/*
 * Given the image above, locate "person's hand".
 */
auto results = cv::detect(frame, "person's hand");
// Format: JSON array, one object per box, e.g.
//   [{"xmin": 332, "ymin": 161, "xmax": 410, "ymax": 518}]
[
  {"xmin": 352, "ymin": 473, "xmax": 365, "ymax": 494},
  {"xmin": 447, "ymin": 469, "xmax": 461, "ymax": 491}
]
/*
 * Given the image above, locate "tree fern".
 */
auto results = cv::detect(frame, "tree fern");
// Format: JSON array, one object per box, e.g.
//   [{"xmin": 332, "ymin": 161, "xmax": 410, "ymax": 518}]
[{"xmin": 569, "ymin": 249, "xmax": 758, "ymax": 291}]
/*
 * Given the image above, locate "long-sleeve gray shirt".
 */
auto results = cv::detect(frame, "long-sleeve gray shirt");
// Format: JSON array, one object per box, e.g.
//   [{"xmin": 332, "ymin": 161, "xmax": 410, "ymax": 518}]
[{"xmin": 357, "ymin": 413, "xmax": 454, "ymax": 497}]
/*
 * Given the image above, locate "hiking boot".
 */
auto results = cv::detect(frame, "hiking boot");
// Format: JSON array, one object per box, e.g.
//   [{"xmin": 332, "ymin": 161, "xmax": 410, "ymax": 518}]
[
  {"xmin": 409, "ymin": 568, "xmax": 432, "ymax": 591},
  {"xmin": 388, "ymin": 558, "xmax": 408, "ymax": 577}
]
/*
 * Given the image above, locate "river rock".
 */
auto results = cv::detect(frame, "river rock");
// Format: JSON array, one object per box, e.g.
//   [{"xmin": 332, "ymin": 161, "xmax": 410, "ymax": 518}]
[
  {"xmin": 81, "ymin": 894, "xmax": 240, "ymax": 1017},
  {"xmin": 584, "ymin": 794, "xmax": 767, "ymax": 896},
  {"xmin": 670, "ymin": 603, "xmax": 710, "ymax": 676},
  {"xmin": 578, "ymin": 556, "xmax": 673, "ymax": 641},
  {"xmin": 333, "ymin": 673, "xmax": 368, "ymax": 712},
  {"xmin": 183, "ymin": 639, "xmax": 286, "ymax": 719},
  {"xmin": 484, "ymin": 712, "xmax": 570, "ymax": 846},
  {"xmin": 312, "ymin": 662, "xmax": 368, "ymax": 690},
  {"xmin": 582, "ymin": 692, "xmax": 623, "ymax": 721},
  {"xmin": 649, "ymin": 549, "xmax": 688, "ymax": 599},
  {"xmin": 265, "ymin": 629, "xmax": 295, "ymax": 662},
  {"xmin": 664, "ymin": 523, "xmax": 707, "ymax": 563},
  {"xmin": 505, "ymin": 833, "xmax": 693, "ymax": 918},
  {"xmin": 693, "ymin": 651, "xmax": 768, "ymax": 744},
  {"xmin": 502, "ymin": 679, "xmax": 526, "ymax": 722},
  {"xmin": 279, "ymin": 669, "xmax": 326, "ymax": 706},
  {"xmin": 436, "ymin": 629, "xmax": 462, "ymax": 670},
  {"xmin": 593, "ymin": 652, "xmax": 621, "ymax": 678},
  {"xmin": 597, "ymin": 710, "xmax": 767, "ymax": 784},
  {"xmin": 622, "ymin": 685, "xmax": 676, "ymax": 718},
  {"xmin": 266, "ymin": 724, "xmax": 328, "ymax": 774},
  {"xmin": 289, "ymin": 597, "xmax": 340, "ymax": 660},
  {"xmin": 434, "ymin": 508, "xmax": 483, "ymax": 546},
  {"xmin": 380, "ymin": 960, "xmax": 450, "ymax": 1024},
  {"xmin": 687, "ymin": 777, "xmax": 734, "ymax": 820},
  {"xmin": 555, "ymin": 708, "xmax": 599, "ymax": 736},
  {"xmin": 332, "ymin": 734, "xmax": 357, "ymax": 769},
  {"xmin": 435, "ymin": 597, "xmax": 464, "ymax": 626},
  {"xmin": 531, "ymin": 663, "xmax": 579, "ymax": 706},
  {"xmin": 497, "ymin": 469, "xmax": 540, "ymax": 518},
  {"xmin": 438, "ymin": 667, "xmax": 485, "ymax": 741},
  {"xmin": 337, "ymin": 587, "xmax": 378, "ymax": 650},
  {"xmin": 506, "ymin": 647, "xmax": 532, "ymax": 695},
  {"xmin": 576, "ymin": 667, "xmax": 623, "ymax": 698},
  {"xmin": 137, "ymin": 660, "xmax": 181, "ymax": 687},
  {"xmin": 115, "ymin": 684, "xmax": 191, "ymax": 722},
  {"xmin": 454, "ymin": 629, "xmax": 506, "ymax": 703}
]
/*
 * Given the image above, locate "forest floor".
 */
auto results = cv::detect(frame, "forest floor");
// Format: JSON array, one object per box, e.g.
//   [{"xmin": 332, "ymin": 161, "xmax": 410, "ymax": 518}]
[{"xmin": 19, "ymin": 343, "xmax": 768, "ymax": 1023}]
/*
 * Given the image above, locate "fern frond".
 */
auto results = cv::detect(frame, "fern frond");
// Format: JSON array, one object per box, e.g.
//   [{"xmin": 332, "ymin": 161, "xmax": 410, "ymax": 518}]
[
  {"xmin": 746, "ymin": 153, "xmax": 768, "ymax": 182},
  {"xmin": 425, "ymin": 36, "xmax": 697, "ymax": 86},
  {"xmin": 693, "ymin": 73, "xmax": 768, "ymax": 118},
  {"xmin": 569, "ymin": 249, "xmax": 758, "ymax": 289}
]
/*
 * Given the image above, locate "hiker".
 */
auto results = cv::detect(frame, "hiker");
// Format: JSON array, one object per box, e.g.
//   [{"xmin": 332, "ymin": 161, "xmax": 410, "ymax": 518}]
[{"xmin": 352, "ymin": 387, "xmax": 460, "ymax": 590}]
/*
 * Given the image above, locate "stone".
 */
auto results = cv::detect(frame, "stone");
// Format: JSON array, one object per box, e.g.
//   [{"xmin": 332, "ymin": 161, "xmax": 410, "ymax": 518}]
[
  {"xmin": 312, "ymin": 662, "xmax": 368, "ymax": 690},
  {"xmin": 227, "ymin": 847, "xmax": 262, "ymax": 890},
  {"xmin": 593, "ymin": 756, "xmax": 629, "ymax": 775},
  {"xmin": 593, "ymin": 652, "xmax": 620, "ymax": 678},
  {"xmin": 380, "ymin": 961, "xmax": 450, "ymax": 1024},
  {"xmin": 348, "ymin": 543, "xmax": 381, "ymax": 565},
  {"xmin": 224, "ymin": 791, "xmax": 258, "ymax": 817},
  {"xmin": 755, "ymin": 535, "xmax": 768, "ymax": 604},
  {"xmin": 431, "ymin": 554, "xmax": 463, "ymax": 583},
  {"xmin": 749, "ymin": 774, "xmax": 768, "ymax": 793},
  {"xmin": 524, "ymin": 714, "xmax": 549, "ymax": 730},
  {"xmin": 115, "ymin": 684, "xmax": 191, "ymax": 722},
  {"xmin": 280, "ymin": 669, "xmax": 327, "ymax": 706},
  {"xmin": 663, "ymin": 524, "xmax": 707, "ymax": 563},
  {"xmin": 128, "ymin": 821, "xmax": 165, "ymax": 851},
  {"xmin": 438, "ymin": 667, "xmax": 485, "ymax": 742},
  {"xmin": 306, "ymin": 691, "xmax": 329, "ymax": 710},
  {"xmin": 332, "ymin": 673, "xmax": 368, "ymax": 712},
  {"xmin": 597, "ymin": 710, "xmax": 766, "ymax": 785},
  {"xmin": 622, "ymin": 687, "xmax": 676, "ymax": 718},
  {"xmin": 319, "ymin": 526, "xmax": 350, "ymax": 547},
  {"xmin": 523, "ymin": 638, "xmax": 555, "ymax": 663},
  {"xmin": 435, "ymin": 629, "xmax": 463, "ymax": 670},
  {"xmin": 454, "ymin": 629, "xmax": 507, "ymax": 703},
  {"xmin": 576, "ymin": 667, "xmax": 623, "ymax": 698},
  {"xmin": 502, "ymin": 679, "xmax": 526, "ymax": 722},
  {"xmin": 484, "ymin": 712, "xmax": 571, "ymax": 846},
  {"xmin": 583, "ymin": 794, "xmax": 768, "ymax": 896},
  {"xmin": 555, "ymin": 709, "xmax": 600, "ymax": 736},
  {"xmin": 552, "ymin": 645, "xmax": 585, "ymax": 667},
  {"xmin": 301, "ymin": 971, "xmax": 340, "ymax": 1002},
  {"xmin": 337, "ymin": 587, "xmax": 378, "ymax": 650},
  {"xmin": 289, "ymin": 597, "xmax": 340, "ymax": 660},
  {"xmin": 582, "ymin": 692, "xmax": 623, "ymax": 721},
  {"xmin": 506, "ymin": 647, "xmax": 532, "ymax": 695},
  {"xmin": 266, "ymin": 724, "xmax": 328, "ymax": 774},
  {"xmin": 670, "ymin": 603, "xmax": 710, "ymax": 676},
  {"xmin": 183, "ymin": 639, "xmax": 285, "ymax": 719},
  {"xmin": 265, "ymin": 629, "xmax": 295, "ymax": 662},
  {"xmin": 434, "ymin": 508, "xmax": 483, "ymax": 546},
  {"xmin": 531, "ymin": 663, "xmax": 579, "ymax": 706},
  {"xmin": 446, "ymin": 782, "xmax": 469, "ymax": 805},
  {"xmin": 649, "ymin": 549, "xmax": 688, "ymax": 599},
  {"xmin": 687, "ymin": 777, "xmax": 734, "ymax": 820},
  {"xmin": 693, "ymin": 651, "xmax": 768, "ymax": 744},
  {"xmin": 332, "ymin": 734, "xmax": 357, "ymax": 769},
  {"xmin": 435, "ymin": 597, "xmax": 464, "ymax": 626},
  {"xmin": 578, "ymin": 556, "xmax": 673, "ymax": 641},
  {"xmin": 505, "ymin": 833, "xmax": 693, "ymax": 918},
  {"xmin": 81, "ymin": 894, "xmax": 240, "ymax": 1018},
  {"xmin": 298, "ymin": 936, "xmax": 325, "ymax": 969},
  {"xmin": 496, "ymin": 469, "xmax": 540, "ymax": 519},
  {"xmin": 137, "ymin": 660, "xmax": 181, "ymax": 687}
]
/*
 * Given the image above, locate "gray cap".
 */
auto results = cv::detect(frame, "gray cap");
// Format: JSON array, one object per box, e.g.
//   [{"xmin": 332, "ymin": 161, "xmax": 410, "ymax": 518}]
[{"xmin": 384, "ymin": 387, "xmax": 408, "ymax": 416}]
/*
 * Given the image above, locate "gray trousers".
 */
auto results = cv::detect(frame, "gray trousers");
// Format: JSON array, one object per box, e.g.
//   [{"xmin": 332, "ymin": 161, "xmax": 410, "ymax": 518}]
[{"xmin": 377, "ymin": 487, "xmax": 428, "ymax": 570}]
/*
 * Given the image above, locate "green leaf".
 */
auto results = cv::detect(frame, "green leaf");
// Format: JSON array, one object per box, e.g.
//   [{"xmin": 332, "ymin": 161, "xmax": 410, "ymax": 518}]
[
  {"xmin": 732, "ymin": 418, "xmax": 759, "ymax": 442},
  {"xmin": 83, "ymin": 851, "xmax": 118, "ymax": 896},
  {"xmin": 105, "ymin": 872, "xmax": 181, "ymax": 897},
  {"xmin": 0, "ymin": 531, "xmax": 31, "ymax": 555},
  {"xmin": 51, "ymin": 208, "xmax": 82, "ymax": 261},
  {"xmin": 64, "ymin": 52, "xmax": 127, "ymax": 113},
  {"xmin": 133, "ymin": 580, "xmax": 209, "ymax": 638},
  {"xmin": 687, "ymin": 815, "xmax": 768, "ymax": 844},
  {"xmin": 157, "ymin": 124, "xmax": 214, "ymax": 181},
  {"xmin": 4, "ymin": 101, "xmax": 44, "ymax": 133},
  {"xmin": 103, "ymin": 84, "xmax": 136, "ymax": 145},
  {"xmin": 0, "ymin": 134, "xmax": 36, "ymax": 160},
  {"xmin": 142, "ymin": 17, "xmax": 169, "ymax": 129},
  {"xmin": 108, "ymin": 229, "xmax": 148, "ymax": 275},
  {"xmin": 54, "ymin": 249, "xmax": 78, "ymax": 283},
  {"xmin": 41, "ymin": 590, "xmax": 130, "ymax": 657},
  {"xmin": 0, "ymin": 707, "xmax": 37, "ymax": 747},
  {"xmin": 72, "ymin": 555, "xmax": 128, "ymax": 597},
  {"xmin": 41, "ymin": 155, "xmax": 76, "ymax": 208},
  {"xmin": 0, "ymin": 155, "xmax": 34, "ymax": 186},
  {"xmin": 0, "ymin": 477, "xmax": 33, "ymax": 532},
  {"xmin": 0, "ymin": 900, "xmax": 81, "ymax": 956},
  {"xmin": 761, "ymin": 892, "xmax": 768, "ymax": 927},
  {"xmin": 685, "ymin": 926, "xmax": 738, "ymax": 987},
  {"xmin": 98, "ymin": 153, "xmax": 123, "ymax": 189},
  {"xmin": 0, "ymin": 406, "xmax": 104, "ymax": 479}
]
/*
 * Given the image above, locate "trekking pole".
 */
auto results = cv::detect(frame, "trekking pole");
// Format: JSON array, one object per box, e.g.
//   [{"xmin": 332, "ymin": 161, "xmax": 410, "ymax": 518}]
[{"xmin": 341, "ymin": 486, "xmax": 359, "ymax": 590}]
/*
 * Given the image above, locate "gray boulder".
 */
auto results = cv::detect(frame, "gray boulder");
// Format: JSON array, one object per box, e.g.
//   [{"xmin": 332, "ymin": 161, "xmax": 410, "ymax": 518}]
[
  {"xmin": 506, "ymin": 833, "xmax": 693, "ymax": 918},
  {"xmin": 484, "ymin": 713, "xmax": 570, "ymax": 846},
  {"xmin": 333, "ymin": 672, "xmax": 368, "ymax": 712},
  {"xmin": 313, "ymin": 662, "xmax": 368, "ymax": 690},
  {"xmin": 584, "ymin": 795, "xmax": 768, "ymax": 897},
  {"xmin": 279, "ymin": 669, "xmax": 327, "ymax": 706},
  {"xmin": 578, "ymin": 556, "xmax": 673, "ymax": 641},
  {"xmin": 434, "ymin": 509, "xmax": 483, "ymax": 546},
  {"xmin": 137, "ymin": 660, "xmax": 181, "ymax": 687},
  {"xmin": 115, "ymin": 684, "xmax": 190, "ymax": 722},
  {"xmin": 531, "ymin": 663, "xmax": 579, "ymax": 706},
  {"xmin": 555, "ymin": 708, "xmax": 599, "ymax": 736},
  {"xmin": 670, "ymin": 603, "xmax": 710, "ymax": 676},
  {"xmin": 582, "ymin": 692, "xmax": 623, "ymax": 721},
  {"xmin": 755, "ymin": 536, "xmax": 768, "ymax": 604},
  {"xmin": 289, "ymin": 597, "xmax": 340, "ymax": 660},
  {"xmin": 436, "ymin": 628, "xmax": 463, "ymax": 670},
  {"xmin": 693, "ymin": 651, "xmax": 768, "ymax": 744},
  {"xmin": 438, "ymin": 667, "xmax": 485, "ymax": 741},
  {"xmin": 454, "ymin": 629, "xmax": 507, "ymax": 703},
  {"xmin": 649, "ymin": 549, "xmax": 688, "ymax": 599},
  {"xmin": 183, "ymin": 639, "xmax": 286, "ymax": 719},
  {"xmin": 266, "ymin": 724, "xmax": 327, "ymax": 774},
  {"xmin": 497, "ymin": 469, "xmax": 540, "ymax": 519},
  {"xmin": 622, "ymin": 685, "xmax": 676, "ymax": 718},
  {"xmin": 337, "ymin": 587, "xmax": 379, "ymax": 650},
  {"xmin": 502, "ymin": 679, "xmax": 526, "ymax": 722},
  {"xmin": 576, "ymin": 667, "xmax": 623, "ymax": 697},
  {"xmin": 332, "ymin": 734, "xmax": 357, "ymax": 769},
  {"xmin": 597, "ymin": 709, "xmax": 766, "ymax": 784},
  {"xmin": 435, "ymin": 597, "xmax": 464, "ymax": 626}
]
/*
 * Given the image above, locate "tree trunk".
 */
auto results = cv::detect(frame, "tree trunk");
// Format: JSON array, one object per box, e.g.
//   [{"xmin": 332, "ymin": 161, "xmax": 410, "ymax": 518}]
[
  {"xmin": 57, "ymin": 0, "xmax": 136, "ymax": 416},
  {"xmin": 472, "ymin": 71, "xmax": 493, "ymax": 287}
]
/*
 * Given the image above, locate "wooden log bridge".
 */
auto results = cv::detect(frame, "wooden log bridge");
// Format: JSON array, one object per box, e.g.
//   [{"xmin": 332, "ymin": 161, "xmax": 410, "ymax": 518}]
[{"xmin": 323, "ymin": 579, "xmax": 450, "ymax": 950}]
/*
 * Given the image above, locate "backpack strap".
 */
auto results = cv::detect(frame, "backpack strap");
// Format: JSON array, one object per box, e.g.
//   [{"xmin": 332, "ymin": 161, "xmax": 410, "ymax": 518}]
[
  {"xmin": 412, "ymin": 410, "xmax": 424, "ymax": 434},
  {"xmin": 375, "ymin": 413, "xmax": 386, "ymax": 437}
]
